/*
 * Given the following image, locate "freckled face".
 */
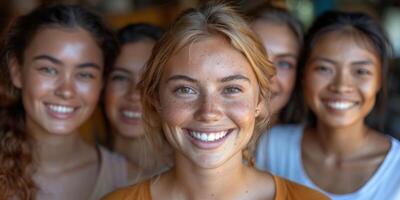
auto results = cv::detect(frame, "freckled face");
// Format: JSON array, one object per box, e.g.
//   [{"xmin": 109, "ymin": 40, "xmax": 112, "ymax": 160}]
[
  {"xmin": 158, "ymin": 36, "xmax": 260, "ymax": 169},
  {"xmin": 11, "ymin": 28, "xmax": 103, "ymax": 135},
  {"xmin": 251, "ymin": 21, "xmax": 298, "ymax": 119},
  {"xmin": 303, "ymin": 31, "xmax": 381, "ymax": 128},
  {"xmin": 105, "ymin": 40, "xmax": 154, "ymax": 138}
]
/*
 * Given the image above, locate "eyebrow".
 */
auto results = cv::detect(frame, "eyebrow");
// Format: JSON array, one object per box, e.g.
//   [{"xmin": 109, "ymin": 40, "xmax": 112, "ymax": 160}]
[
  {"xmin": 167, "ymin": 75, "xmax": 197, "ymax": 83},
  {"xmin": 220, "ymin": 74, "xmax": 251, "ymax": 83},
  {"xmin": 111, "ymin": 67, "xmax": 131, "ymax": 74},
  {"xmin": 352, "ymin": 60, "xmax": 374, "ymax": 66},
  {"xmin": 166, "ymin": 74, "xmax": 251, "ymax": 83},
  {"xmin": 312, "ymin": 56, "xmax": 337, "ymax": 65},
  {"xmin": 33, "ymin": 54, "xmax": 101, "ymax": 70},
  {"xmin": 275, "ymin": 53, "xmax": 297, "ymax": 59}
]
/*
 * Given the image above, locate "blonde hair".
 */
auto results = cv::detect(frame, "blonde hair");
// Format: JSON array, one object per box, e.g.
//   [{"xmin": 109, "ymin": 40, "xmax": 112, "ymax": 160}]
[{"xmin": 139, "ymin": 2, "xmax": 275, "ymax": 165}]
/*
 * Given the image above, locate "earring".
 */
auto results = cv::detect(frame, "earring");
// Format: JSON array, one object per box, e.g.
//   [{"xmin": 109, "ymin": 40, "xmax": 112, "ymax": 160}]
[{"xmin": 255, "ymin": 108, "xmax": 260, "ymax": 115}]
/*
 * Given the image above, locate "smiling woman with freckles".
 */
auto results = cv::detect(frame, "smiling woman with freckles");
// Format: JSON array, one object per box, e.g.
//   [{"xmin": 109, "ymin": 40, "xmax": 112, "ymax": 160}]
[
  {"xmin": 103, "ymin": 2, "xmax": 328, "ymax": 200},
  {"xmin": 261, "ymin": 11, "xmax": 400, "ymax": 199},
  {"xmin": 0, "ymin": 4, "xmax": 142, "ymax": 200}
]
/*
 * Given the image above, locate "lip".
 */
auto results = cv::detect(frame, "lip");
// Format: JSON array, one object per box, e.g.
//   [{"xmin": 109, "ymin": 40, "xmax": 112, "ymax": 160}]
[
  {"xmin": 119, "ymin": 108, "xmax": 142, "ymax": 125},
  {"xmin": 185, "ymin": 128, "xmax": 233, "ymax": 150},
  {"xmin": 44, "ymin": 102, "xmax": 79, "ymax": 120},
  {"xmin": 321, "ymin": 98, "xmax": 360, "ymax": 112}
]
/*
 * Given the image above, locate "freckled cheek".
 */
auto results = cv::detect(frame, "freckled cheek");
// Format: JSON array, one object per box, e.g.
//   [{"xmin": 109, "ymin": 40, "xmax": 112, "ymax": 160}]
[
  {"xmin": 160, "ymin": 98, "xmax": 194, "ymax": 127},
  {"xmin": 227, "ymin": 100, "xmax": 256, "ymax": 128}
]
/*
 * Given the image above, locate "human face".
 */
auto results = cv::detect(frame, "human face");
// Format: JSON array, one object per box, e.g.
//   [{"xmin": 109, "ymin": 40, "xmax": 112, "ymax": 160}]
[
  {"xmin": 158, "ymin": 36, "xmax": 260, "ymax": 169},
  {"xmin": 303, "ymin": 31, "xmax": 381, "ymax": 128},
  {"xmin": 251, "ymin": 21, "xmax": 298, "ymax": 121},
  {"xmin": 105, "ymin": 40, "xmax": 154, "ymax": 138},
  {"xmin": 10, "ymin": 28, "xmax": 103, "ymax": 136}
]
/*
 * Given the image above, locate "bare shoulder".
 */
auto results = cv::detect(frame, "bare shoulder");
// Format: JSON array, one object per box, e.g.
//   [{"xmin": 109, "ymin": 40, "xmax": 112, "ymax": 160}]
[{"xmin": 242, "ymin": 167, "xmax": 276, "ymax": 200}]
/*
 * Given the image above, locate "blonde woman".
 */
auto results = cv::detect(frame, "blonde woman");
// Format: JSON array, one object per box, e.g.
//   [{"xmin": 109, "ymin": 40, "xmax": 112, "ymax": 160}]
[{"xmin": 104, "ymin": 3, "xmax": 328, "ymax": 200}]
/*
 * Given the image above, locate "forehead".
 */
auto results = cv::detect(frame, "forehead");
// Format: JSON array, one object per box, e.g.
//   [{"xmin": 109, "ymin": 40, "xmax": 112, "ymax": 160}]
[
  {"xmin": 311, "ymin": 30, "xmax": 380, "ymax": 63},
  {"xmin": 163, "ymin": 35, "xmax": 256, "ymax": 79},
  {"xmin": 24, "ymin": 27, "xmax": 102, "ymax": 62}
]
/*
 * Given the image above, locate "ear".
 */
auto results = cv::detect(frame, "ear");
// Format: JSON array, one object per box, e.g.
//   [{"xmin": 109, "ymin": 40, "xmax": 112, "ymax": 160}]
[
  {"xmin": 255, "ymin": 95, "xmax": 267, "ymax": 118},
  {"xmin": 9, "ymin": 57, "xmax": 23, "ymax": 89}
]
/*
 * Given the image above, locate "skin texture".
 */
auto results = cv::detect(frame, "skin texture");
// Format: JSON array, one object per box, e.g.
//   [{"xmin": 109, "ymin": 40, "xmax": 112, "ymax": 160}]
[
  {"xmin": 105, "ymin": 40, "xmax": 173, "ymax": 174},
  {"xmin": 151, "ymin": 35, "xmax": 275, "ymax": 200},
  {"xmin": 251, "ymin": 21, "xmax": 298, "ymax": 125},
  {"xmin": 9, "ymin": 27, "xmax": 103, "ymax": 200},
  {"xmin": 301, "ymin": 30, "xmax": 391, "ymax": 194}
]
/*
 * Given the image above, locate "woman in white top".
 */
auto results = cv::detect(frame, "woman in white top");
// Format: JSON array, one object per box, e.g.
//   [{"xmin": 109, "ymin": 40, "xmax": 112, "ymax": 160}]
[{"xmin": 257, "ymin": 10, "xmax": 400, "ymax": 200}]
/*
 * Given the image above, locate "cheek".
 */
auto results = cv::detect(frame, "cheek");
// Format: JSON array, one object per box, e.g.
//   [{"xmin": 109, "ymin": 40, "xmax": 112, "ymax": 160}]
[
  {"xmin": 161, "ymin": 97, "xmax": 195, "ymax": 126},
  {"xmin": 75, "ymin": 80, "xmax": 102, "ymax": 104},
  {"xmin": 277, "ymin": 69, "xmax": 296, "ymax": 94},
  {"xmin": 227, "ymin": 100, "xmax": 256, "ymax": 129}
]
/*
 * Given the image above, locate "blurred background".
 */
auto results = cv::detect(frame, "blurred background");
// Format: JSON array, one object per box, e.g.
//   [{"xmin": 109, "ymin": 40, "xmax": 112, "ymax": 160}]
[{"xmin": 1, "ymin": 0, "xmax": 400, "ymax": 140}]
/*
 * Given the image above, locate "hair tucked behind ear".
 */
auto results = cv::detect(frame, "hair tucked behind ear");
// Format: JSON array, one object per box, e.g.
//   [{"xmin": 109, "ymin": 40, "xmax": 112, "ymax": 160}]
[{"xmin": 0, "ymin": 4, "xmax": 117, "ymax": 199}]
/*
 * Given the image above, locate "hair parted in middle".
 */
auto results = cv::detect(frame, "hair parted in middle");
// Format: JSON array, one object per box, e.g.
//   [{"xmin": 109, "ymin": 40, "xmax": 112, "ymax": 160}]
[{"xmin": 138, "ymin": 2, "xmax": 275, "ymax": 165}]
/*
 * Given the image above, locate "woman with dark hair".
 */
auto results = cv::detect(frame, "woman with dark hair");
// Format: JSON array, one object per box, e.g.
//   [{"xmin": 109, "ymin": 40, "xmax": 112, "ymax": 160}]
[
  {"xmin": 0, "ymin": 4, "xmax": 141, "ymax": 199},
  {"xmin": 261, "ymin": 10, "xmax": 400, "ymax": 199},
  {"xmin": 104, "ymin": 23, "xmax": 173, "ymax": 176},
  {"xmin": 104, "ymin": 2, "xmax": 328, "ymax": 200}
]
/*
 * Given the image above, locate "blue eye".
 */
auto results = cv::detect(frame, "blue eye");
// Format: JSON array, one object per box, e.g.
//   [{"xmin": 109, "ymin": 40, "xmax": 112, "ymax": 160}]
[
  {"xmin": 175, "ymin": 87, "xmax": 196, "ymax": 95},
  {"xmin": 38, "ymin": 66, "xmax": 57, "ymax": 76},
  {"xmin": 276, "ymin": 60, "xmax": 293, "ymax": 70},
  {"xmin": 223, "ymin": 87, "xmax": 242, "ymax": 94}
]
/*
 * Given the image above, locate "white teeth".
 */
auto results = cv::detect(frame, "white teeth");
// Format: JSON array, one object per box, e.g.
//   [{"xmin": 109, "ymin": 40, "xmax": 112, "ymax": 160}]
[
  {"xmin": 326, "ymin": 101, "xmax": 356, "ymax": 110},
  {"xmin": 189, "ymin": 131, "xmax": 228, "ymax": 142},
  {"xmin": 48, "ymin": 104, "xmax": 74, "ymax": 113},
  {"xmin": 122, "ymin": 111, "xmax": 142, "ymax": 119}
]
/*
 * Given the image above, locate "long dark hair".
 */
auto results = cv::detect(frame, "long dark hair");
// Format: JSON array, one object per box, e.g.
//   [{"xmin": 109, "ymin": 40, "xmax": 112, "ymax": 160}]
[
  {"xmin": 296, "ymin": 10, "xmax": 392, "ymax": 131},
  {"xmin": 0, "ymin": 4, "xmax": 117, "ymax": 199}
]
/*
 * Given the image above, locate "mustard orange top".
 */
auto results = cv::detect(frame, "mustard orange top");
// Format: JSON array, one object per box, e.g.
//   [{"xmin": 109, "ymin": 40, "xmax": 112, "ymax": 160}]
[{"xmin": 102, "ymin": 175, "xmax": 329, "ymax": 200}]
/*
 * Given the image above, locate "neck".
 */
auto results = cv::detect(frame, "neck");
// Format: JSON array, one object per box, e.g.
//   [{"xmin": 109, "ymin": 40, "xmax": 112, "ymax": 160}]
[
  {"xmin": 170, "ymin": 152, "xmax": 245, "ymax": 199},
  {"xmin": 31, "ymin": 128, "xmax": 91, "ymax": 173},
  {"xmin": 313, "ymin": 120, "xmax": 370, "ymax": 158},
  {"xmin": 114, "ymin": 133, "xmax": 173, "ymax": 172}
]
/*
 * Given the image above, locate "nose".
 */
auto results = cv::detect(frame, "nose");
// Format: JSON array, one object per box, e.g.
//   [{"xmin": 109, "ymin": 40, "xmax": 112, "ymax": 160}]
[
  {"xmin": 194, "ymin": 93, "xmax": 223, "ymax": 123},
  {"xmin": 125, "ymin": 83, "xmax": 141, "ymax": 101},
  {"xmin": 328, "ymin": 71, "xmax": 353, "ymax": 93},
  {"xmin": 270, "ymin": 75, "xmax": 279, "ymax": 92},
  {"xmin": 55, "ymin": 77, "xmax": 75, "ymax": 99}
]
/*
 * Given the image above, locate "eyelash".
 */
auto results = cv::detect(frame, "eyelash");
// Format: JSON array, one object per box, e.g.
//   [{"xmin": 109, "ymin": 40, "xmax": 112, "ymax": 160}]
[
  {"xmin": 174, "ymin": 86, "xmax": 197, "ymax": 95},
  {"xmin": 111, "ymin": 74, "xmax": 130, "ymax": 82},
  {"xmin": 38, "ymin": 66, "xmax": 57, "ymax": 75}
]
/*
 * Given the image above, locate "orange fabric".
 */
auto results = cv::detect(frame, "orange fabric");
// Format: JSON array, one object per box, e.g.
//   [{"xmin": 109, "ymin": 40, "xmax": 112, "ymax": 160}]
[
  {"xmin": 273, "ymin": 176, "xmax": 330, "ymax": 200},
  {"xmin": 103, "ymin": 176, "xmax": 329, "ymax": 200},
  {"xmin": 102, "ymin": 180, "xmax": 151, "ymax": 200}
]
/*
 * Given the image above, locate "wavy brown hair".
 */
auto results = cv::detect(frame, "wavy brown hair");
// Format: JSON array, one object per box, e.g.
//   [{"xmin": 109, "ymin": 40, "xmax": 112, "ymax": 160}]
[
  {"xmin": 138, "ymin": 2, "xmax": 275, "ymax": 166},
  {"xmin": 0, "ymin": 4, "xmax": 117, "ymax": 199}
]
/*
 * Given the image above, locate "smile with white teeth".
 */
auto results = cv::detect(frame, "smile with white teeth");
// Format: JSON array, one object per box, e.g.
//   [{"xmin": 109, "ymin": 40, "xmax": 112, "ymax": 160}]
[
  {"xmin": 325, "ymin": 101, "xmax": 357, "ymax": 110},
  {"xmin": 122, "ymin": 111, "xmax": 142, "ymax": 119},
  {"xmin": 189, "ymin": 130, "xmax": 229, "ymax": 142},
  {"xmin": 48, "ymin": 104, "xmax": 74, "ymax": 113}
]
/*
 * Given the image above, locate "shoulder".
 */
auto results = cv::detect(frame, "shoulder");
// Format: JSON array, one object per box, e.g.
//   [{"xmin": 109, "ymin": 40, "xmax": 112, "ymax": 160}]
[
  {"xmin": 98, "ymin": 145, "xmax": 128, "ymax": 164},
  {"xmin": 102, "ymin": 180, "xmax": 151, "ymax": 200},
  {"xmin": 273, "ymin": 176, "xmax": 329, "ymax": 200}
]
